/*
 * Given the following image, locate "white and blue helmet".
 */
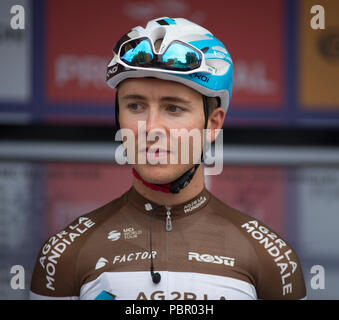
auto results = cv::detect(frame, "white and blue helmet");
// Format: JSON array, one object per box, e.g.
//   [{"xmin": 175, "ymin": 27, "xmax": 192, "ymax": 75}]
[{"xmin": 106, "ymin": 17, "xmax": 233, "ymax": 114}]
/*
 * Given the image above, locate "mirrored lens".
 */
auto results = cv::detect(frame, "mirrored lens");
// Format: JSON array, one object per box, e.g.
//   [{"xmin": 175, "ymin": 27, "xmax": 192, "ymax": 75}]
[
  {"xmin": 121, "ymin": 38, "xmax": 154, "ymax": 66},
  {"xmin": 162, "ymin": 42, "xmax": 201, "ymax": 70}
]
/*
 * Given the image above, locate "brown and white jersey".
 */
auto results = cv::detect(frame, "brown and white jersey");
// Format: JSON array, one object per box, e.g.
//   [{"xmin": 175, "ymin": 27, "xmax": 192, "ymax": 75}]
[{"xmin": 30, "ymin": 186, "xmax": 306, "ymax": 300}]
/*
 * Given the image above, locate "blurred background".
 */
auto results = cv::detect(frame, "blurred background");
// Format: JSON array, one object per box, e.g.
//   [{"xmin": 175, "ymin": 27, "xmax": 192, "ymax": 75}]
[{"xmin": 1, "ymin": 0, "xmax": 339, "ymax": 299}]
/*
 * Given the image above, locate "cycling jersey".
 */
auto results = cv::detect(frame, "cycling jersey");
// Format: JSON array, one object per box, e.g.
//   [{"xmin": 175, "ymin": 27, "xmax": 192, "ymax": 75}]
[{"xmin": 30, "ymin": 186, "xmax": 306, "ymax": 300}]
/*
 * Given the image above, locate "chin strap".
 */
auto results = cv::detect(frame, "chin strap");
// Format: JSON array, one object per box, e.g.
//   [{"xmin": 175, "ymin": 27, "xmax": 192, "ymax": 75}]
[
  {"xmin": 133, "ymin": 168, "xmax": 171, "ymax": 193},
  {"xmin": 132, "ymin": 163, "xmax": 200, "ymax": 194},
  {"xmin": 116, "ymin": 93, "xmax": 209, "ymax": 194}
]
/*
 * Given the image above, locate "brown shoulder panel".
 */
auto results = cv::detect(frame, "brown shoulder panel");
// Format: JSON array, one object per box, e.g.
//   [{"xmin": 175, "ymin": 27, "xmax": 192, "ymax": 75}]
[
  {"xmin": 30, "ymin": 195, "xmax": 126, "ymax": 298},
  {"xmin": 239, "ymin": 219, "xmax": 306, "ymax": 299}
]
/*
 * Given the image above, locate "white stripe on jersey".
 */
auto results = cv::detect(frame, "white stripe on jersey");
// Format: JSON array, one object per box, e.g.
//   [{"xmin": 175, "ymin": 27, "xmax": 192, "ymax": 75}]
[{"xmin": 80, "ymin": 271, "xmax": 257, "ymax": 300}]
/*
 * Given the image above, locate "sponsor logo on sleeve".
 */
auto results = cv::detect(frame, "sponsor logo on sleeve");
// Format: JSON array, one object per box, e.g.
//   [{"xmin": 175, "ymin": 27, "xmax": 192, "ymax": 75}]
[
  {"xmin": 241, "ymin": 219, "xmax": 298, "ymax": 296},
  {"xmin": 39, "ymin": 216, "xmax": 96, "ymax": 291}
]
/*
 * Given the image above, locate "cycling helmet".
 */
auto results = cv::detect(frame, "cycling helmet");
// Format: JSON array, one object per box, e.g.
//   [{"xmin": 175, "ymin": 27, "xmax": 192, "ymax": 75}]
[{"xmin": 106, "ymin": 17, "xmax": 233, "ymax": 114}]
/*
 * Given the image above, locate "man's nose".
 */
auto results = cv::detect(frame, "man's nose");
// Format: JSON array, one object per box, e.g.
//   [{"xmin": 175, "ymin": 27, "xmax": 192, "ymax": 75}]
[{"xmin": 145, "ymin": 106, "xmax": 164, "ymax": 133}]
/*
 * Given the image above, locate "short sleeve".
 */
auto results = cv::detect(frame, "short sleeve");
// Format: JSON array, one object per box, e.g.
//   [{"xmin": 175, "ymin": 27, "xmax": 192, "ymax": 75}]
[
  {"xmin": 240, "ymin": 219, "xmax": 307, "ymax": 299},
  {"xmin": 30, "ymin": 215, "xmax": 96, "ymax": 299}
]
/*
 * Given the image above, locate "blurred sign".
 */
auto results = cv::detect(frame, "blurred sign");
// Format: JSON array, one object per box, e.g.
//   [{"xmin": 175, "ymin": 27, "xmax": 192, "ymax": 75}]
[
  {"xmin": 0, "ymin": 0, "xmax": 31, "ymax": 103},
  {"xmin": 44, "ymin": 163, "xmax": 132, "ymax": 237},
  {"xmin": 0, "ymin": 162, "xmax": 38, "ymax": 299},
  {"xmin": 45, "ymin": 0, "xmax": 284, "ymax": 108},
  {"xmin": 296, "ymin": 168, "xmax": 339, "ymax": 257},
  {"xmin": 208, "ymin": 166, "xmax": 287, "ymax": 235},
  {"xmin": 299, "ymin": 0, "xmax": 339, "ymax": 109},
  {"xmin": 219, "ymin": 1, "xmax": 284, "ymax": 108}
]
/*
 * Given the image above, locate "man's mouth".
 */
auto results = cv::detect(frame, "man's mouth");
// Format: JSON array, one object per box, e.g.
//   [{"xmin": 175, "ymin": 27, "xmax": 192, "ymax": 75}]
[{"xmin": 140, "ymin": 147, "xmax": 171, "ymax": 161}]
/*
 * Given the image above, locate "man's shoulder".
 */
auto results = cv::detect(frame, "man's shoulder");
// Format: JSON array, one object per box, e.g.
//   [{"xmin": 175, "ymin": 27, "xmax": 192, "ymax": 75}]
[
  {"xmin": 208, "ymin": 192, "xmax": 300, "ymax": 265},
  {"xmin": 208, "ymin": 192, "xmax": 306, "ymax": 299},
  {"xmin": 207, "ymin": 191, "xmax": 263, "ymax": 230},
  {"xmin": 30, "ymin": 190, "xmax": 129, "ymax": 298}
]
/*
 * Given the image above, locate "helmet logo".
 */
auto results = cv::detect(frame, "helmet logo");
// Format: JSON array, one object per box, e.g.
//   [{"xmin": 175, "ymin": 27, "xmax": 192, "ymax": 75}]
[
  {"xmin": 107, "ymin": 65, "xmax": 118, "ymax": 79},
  {"xmin": 205, "ymin": 50, "xmax": 227, "ymax": 59},
  {"xmin": 189, "ymin": 73, "xmax": 210, "ymax": 83}
]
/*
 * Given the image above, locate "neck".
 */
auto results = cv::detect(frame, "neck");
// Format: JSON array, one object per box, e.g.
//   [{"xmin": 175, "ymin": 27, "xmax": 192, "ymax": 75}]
[{"xmin": 132, "ymin": 165, "xmax": 205, "ymax": 207}]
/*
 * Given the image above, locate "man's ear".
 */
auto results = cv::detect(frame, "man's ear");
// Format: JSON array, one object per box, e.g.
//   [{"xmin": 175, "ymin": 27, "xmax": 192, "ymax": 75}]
[{"xmin": 206, "ymin": 108, "xmax": 225, "ymax": 143}]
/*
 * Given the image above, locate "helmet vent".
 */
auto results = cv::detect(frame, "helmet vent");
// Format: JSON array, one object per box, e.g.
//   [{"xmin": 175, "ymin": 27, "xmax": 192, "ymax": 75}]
[{"xmin": 154, "ymin": 38, "xmax": 164, "ymax": 53}]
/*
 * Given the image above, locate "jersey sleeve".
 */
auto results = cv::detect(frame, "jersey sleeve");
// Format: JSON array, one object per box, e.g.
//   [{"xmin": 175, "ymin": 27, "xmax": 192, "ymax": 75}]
[
  {"xmin": 30, "ymin": 215, "xmax": 96, "ymax": 299},
  {"xmin": 240, "ymin": 219, "xmax": 307, "ymax": 300}
]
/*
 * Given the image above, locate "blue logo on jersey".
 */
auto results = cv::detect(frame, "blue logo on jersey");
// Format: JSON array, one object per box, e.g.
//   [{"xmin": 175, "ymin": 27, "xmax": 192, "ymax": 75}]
[{"xmin": 94, "ymin": 290, "xmax": 116, "ymax": 300}]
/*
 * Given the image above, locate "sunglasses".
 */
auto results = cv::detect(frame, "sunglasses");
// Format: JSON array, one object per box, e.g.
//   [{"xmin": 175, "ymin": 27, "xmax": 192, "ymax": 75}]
[{"xmin": 116, "ymin": 37, "xmax": 215, "ymax": 75}]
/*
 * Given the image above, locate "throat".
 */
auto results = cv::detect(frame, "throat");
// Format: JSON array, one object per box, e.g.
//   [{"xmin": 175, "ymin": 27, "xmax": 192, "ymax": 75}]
[
  {"xmin": 131, "ymin": 166, "xmax": 206, "ymax": 209},
  {"xmin": 132, "ymin": 168, "xmax": 171, "ymax": 193}
]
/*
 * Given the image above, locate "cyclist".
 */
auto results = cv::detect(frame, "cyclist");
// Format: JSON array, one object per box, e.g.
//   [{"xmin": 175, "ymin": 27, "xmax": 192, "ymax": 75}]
[{"xmin": 30, "ymin": 17, "xmax": 306, "ymax": 300}]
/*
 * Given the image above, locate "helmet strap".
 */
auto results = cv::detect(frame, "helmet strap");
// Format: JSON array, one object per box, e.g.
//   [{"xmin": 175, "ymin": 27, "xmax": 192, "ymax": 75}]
[{"xmin": 115, "ymin": 92, "xmax": 121, "ymax": 131}]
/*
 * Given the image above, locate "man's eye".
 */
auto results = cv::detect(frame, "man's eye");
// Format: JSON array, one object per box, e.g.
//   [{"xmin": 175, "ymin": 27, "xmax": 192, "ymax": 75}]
[
  {"xmin": 127, "ymin": 103, "xmax": 142, "ymax": 111},
  {"xmin": 167, "ymin": 105, "xmax": 183, "ymax": 113}
]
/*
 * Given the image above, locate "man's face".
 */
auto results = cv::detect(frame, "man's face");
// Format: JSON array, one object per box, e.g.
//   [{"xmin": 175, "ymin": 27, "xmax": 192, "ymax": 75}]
[{"xmin": 118, "ymin": 77, "xmax": 205, "ymax": 185}]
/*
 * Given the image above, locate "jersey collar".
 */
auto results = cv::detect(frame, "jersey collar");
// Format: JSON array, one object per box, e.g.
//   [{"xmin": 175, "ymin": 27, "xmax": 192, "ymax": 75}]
[{"xmin": 126, "ymin": 185, "xmax": 211, "ymax": 216}]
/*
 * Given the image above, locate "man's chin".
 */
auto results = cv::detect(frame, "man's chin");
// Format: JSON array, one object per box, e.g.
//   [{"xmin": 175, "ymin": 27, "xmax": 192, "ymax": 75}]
[{"xmin": 134, "ymin": 164, "xmax": 190, "ymax": 185}]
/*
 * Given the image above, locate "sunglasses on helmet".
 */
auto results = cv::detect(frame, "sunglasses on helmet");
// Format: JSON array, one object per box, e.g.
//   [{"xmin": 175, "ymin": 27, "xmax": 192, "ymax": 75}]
[{"xmin": 116, "ymin": 37, "xmax": 216, "ymax": 75}]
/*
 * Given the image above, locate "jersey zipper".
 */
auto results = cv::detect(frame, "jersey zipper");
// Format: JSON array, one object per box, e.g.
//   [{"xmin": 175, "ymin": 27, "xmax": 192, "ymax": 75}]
[
  {"xmin": 164, "ymin": 205, "xmax": 172, "ymax": 296},
  {"xmin": 165, "ymin": 206, "xmax": 172, "ymax": 232}
]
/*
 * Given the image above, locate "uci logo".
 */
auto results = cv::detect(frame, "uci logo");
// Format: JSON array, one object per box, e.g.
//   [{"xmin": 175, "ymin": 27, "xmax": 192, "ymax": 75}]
[{"xmin": 189, "ymin": 73, "xmax": 210, "ymax": 83}]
